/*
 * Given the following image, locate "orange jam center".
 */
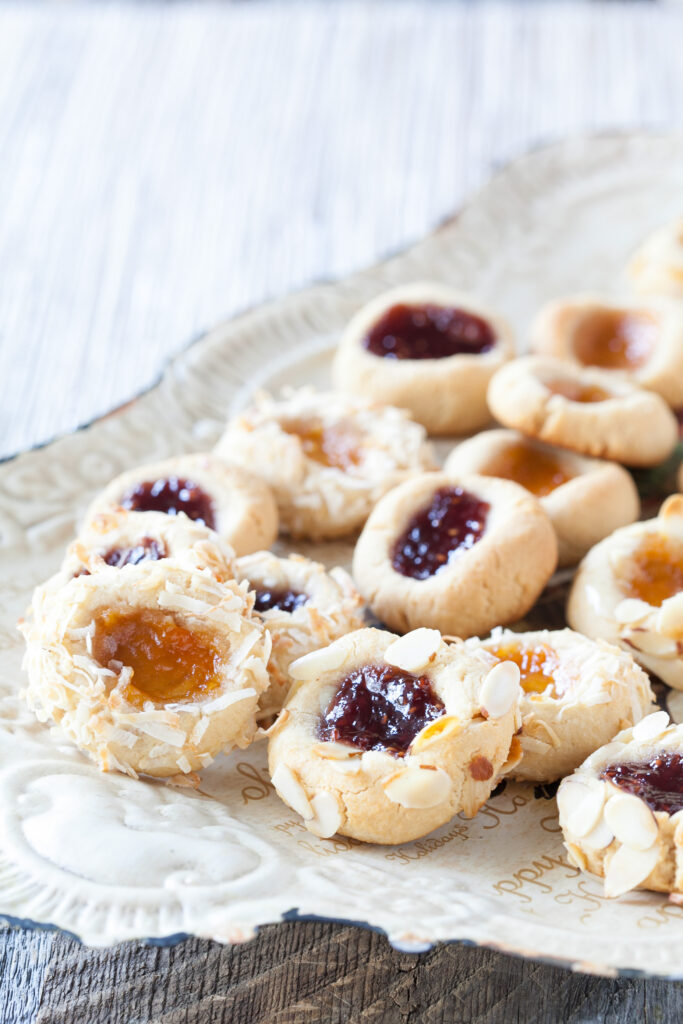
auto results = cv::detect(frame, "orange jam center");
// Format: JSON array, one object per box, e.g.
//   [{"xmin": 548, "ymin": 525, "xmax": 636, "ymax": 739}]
[
  {"xmin": 545, "ymin": 378, "xmax": 611, "ymax": 403},
  {"xmin": 481, "ymin": 441, "xmax": 573, "ymax": 497},
  {"xmin": 620, "ymin": 534, "xmax": 683, "ymax": 608},
  {"xmin": 284, "ymin": 420, "xmax": 360, "ymax": 470},
  {"xmin": 93, "ymin": 609, "xmax": 222, "ymax": 707},
  {"xmin": 572, "ymin": 310, "xmax": 657, "ymax": 370},
  {"xmin": 489, "ymin": 641, "xmax": 566, "ymax": 697}
]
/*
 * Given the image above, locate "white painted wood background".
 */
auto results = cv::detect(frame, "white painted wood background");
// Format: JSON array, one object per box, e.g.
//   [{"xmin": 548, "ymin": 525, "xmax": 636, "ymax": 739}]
[{"xmin": 1, "ymin": 1, "xmax": 682, "ymax": 460}]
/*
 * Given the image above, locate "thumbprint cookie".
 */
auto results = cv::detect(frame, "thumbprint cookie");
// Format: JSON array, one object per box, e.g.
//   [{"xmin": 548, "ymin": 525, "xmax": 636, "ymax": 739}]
[
  {"xmin": 21, "ymin": 560, "xmax": 270, "ymax": 778},
  {"xmin": 352, "ymin": 472, "xmax": 557, "ymax": 638},
  {"xmin": 235, "ymin": 551, "xmax": 365, "ymax": 719},
  {"xmin": 267, "ymin": 627, "xmax": 521, "ymax": 844},
  {"xmin": 530, "ymin": 295, "xmax": 683, "ymax": 408},
  {"xmin": 487, "ymin": 356, "xmax": 677, "ymax": 467},
  {"xmin": 628, "ymin": 217, "xmax": 683, "ymax": 299},
  {"xmin": 444, "ymin": 428, "xmax": 640, "ymax": 566},
  {"xmin": 475, "ymin": 628, "xmax": 654, "ymax": 783},
  {"xmin": 332, "ymin": 282, "xmax": 514, "ymax": 436},
  {"xmin": 568, "ymin": 495, "xmax": 683, "ymax": 690},
  {"xmin": 558, "ymin": 713, "xmax": 683, "ymax": 897},
  {"xmin": 216, "ymin": 389, "xmax": 435, "ymax": 540},
  {"xmin": 84, "ymin": 453, "xmax": 278, "ymax": 557}
]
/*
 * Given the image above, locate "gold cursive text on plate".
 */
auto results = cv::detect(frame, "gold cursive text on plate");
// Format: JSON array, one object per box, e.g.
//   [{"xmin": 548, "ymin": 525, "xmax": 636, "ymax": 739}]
[{"xmin": 494, "ymin": 852, "xmax": 581, "ymax": 904}]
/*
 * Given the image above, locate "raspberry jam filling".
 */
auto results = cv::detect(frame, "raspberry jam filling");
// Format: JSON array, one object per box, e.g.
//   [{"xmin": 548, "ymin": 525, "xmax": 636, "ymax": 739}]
[
  {"xmin": 488, "ymin": 641, "xmax": 566, "ymax": 697},
  {"xmin": 103, "ymin": 538, "xmax": 167, "ymax": 568},
  {"xmin": 93, "ymin": 609, "xmax": 222, "ymax": 708},
  {"xmin": 545, "ymin": 378, "xmax": 611, "ymax": 403},
  {"xmin": 318, "ymin": 663, "xmax": 445, "ymax": 756},
  {"xmin": 391, "ymin": 486, "xmax": 490, "ymax": 580},
  {"xmin": 120, "ymin": 477, "xmax": 215, "ymax": 528},
  {"xmin": 253, "ymin": 587, "xmax": 309, "ymax": 614},
  {"xmin": 572, "ymin": 310, "xmax": 657, "ymax": 370},
  {"xmin": 363, "ymin": 303, "xmax": 496, "ymax": 360},
  {"xmin": 620, "ymin": 534, "xmax": 683, "ymax": 607},
  {"xmin": 482, "ymin": 441, "xmax": 573, "ymax": 497},
  {"xmin": 601, "ymin": 753, "xmax": 683, "ymax": 815},
  {"xmin": 283, "ymin": 420, "xmax": 360, "ymax": 471}
]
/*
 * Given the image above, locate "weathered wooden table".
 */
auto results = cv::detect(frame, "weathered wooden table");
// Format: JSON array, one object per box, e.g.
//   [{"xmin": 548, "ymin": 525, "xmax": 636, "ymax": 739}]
[{"xmin": 2, "ymin": 4, "xmax": 683, "ymax": 1020}]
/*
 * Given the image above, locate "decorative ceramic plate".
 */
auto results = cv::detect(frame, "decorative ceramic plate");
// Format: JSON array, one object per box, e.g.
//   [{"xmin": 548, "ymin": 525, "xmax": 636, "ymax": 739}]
[{"xmin": 2, "ymin": 133, "xmax": 683, "ymax": 978}]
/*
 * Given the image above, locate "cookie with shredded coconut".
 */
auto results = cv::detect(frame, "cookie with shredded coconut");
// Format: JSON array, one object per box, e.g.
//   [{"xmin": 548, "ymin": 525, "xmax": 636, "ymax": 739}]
[
  {"xmin": 21, "ymin": 560, "xmax": 270, "ymax": 778},
  {"xmin": 474, "ymin": 628, "xmax": 654, "ymax": 783},
  {"xmin": 267, "ymin": 627, "xmax": 522, "ymax": 844},
  {"xmin": 236, "ymin": 551, "xmax": 365, "ymax": 720},
  {"xmin": 84, "ymin": 453, "xmax": 278, "ymax": 556},
  {"xmin": 568, "ymin": 495, "xmax": 683, "ymax": 689},
  {"xmin": 558, "ymin": 713, "xmax": 683, "ymax": 897},
  {"xmin": 215, "ymin": 389, "xmax": 436, "ymax": 540}
]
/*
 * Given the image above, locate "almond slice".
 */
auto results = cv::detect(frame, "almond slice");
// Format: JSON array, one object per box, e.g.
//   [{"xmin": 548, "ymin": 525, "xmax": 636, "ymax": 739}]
[
  {"xmin": 410, "ymin": 715, "xmax": 461, "ymax": 752},
  {"xmin": 289, "ymin": 642, "xmax": 347, "ymax": 681},
  {"xmin": 557, "ymin": 777, "xmax": 606, "ymax": 838},
  {"xmin": 312, "ymin": 741, "xmax": 361, "ymax": 761},
  {"xmin": 271, "ymin": 763, "xmax": 313, "ymax": 820},
  {"xmin": 582, "ymin": 816, "xmax": 614, "ymax": 851},
  {"xmin": 614, "ymin": 598, "xmax": 653, "ymax": 625},
  {"xmin": 632, "ymin": 710, "xmax": 670, "ymax": 743},
  {"xmin": 480, "ymin": 661, "xmax": 521, "ymax": 719},
  {"xmin": 307, "ymin": 791, "xmax": 342, "ymax": 839},
  {"xmin": 384, "ymin": 628, "xmax": 441, "ymax": 673},
  {"xmin": 604, "ymin": 843, "xmax": 659, "ymax": 898},
  {"xmin": 657, "ymin": 594, "xmax": 683, "ymax": 637},
  {"xmin": 623, "ymin": 629, "xmax": 678, "ymax": 658},
  {"xmin": 382, "ymin": 764, "xmax": 451, "ymax": 809},
  {"xmin": 604, "ymin": 792, "xmax": 658, "ymax": 851}
]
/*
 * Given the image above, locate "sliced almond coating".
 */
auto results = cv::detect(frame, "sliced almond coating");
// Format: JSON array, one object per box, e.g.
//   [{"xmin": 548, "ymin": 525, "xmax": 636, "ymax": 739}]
[
  {"xmin": 632, "ymin": 710, "xmax": 670, "ymax": 743},
  {"xmin": 384, "ymin": 628, "xmax": 441, "ymax": 673},
  {"xmin": 623, "ymin": 629, "xmax": 678, "ymax": 658},
  {"xmin": 604, "ymin": 793, "xmax": 658, "ymax": 851},
  {"xmin": 289, "ymin": 642, "xmax": 347, "ymax": 681},
  {"xmin": 557, "ymin": 777, "xmax": 606, "ymax": 838},
  {"xmin": 410, "ymin": 715, "xmax": 461, "ymax": 752},
  {"xmin": 382, "ymin": 764, "xmax": 451, "ymax": 809},
  {"xmin": 657, "ymin": 594, "xmax": 683, "ymax": 637},
  {"xmin": 604, "ymin": 843, "xmax": 659, "ymax": 898},
  {"xmin": 271, "ymin": 764, "xmax": 313, "ymax": 820},
  {"xmin": 312, "ymin": 741, "xmax": 361, "ymax": 761},
  {"xmin": 307, "ymin": 791, "xmax": 342, "ymax": 839},
  {"xmin": 480, "ymin": 661, "xmax": 521, "ymax": 719},
  {"xmin": 582, "ymin": 816, "xmax": 614, "ymax": 851},
  {"xmin": 614, "ymin": 598, "xmax": 654, "ymax": 625}
]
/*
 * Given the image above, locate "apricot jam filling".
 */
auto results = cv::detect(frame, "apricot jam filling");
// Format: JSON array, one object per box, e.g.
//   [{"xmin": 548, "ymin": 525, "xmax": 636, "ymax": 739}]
[
  {"xmin": 620, "ymin": 534, "xmax": 683, "ymax": 608},
  {"xmin": 481, "ymin": 441, "xmax": 573, "ymax": 497},
  {"xmin": 601, "ymin": 754, "xmax": 683, "ymax": 815},
  {"xmin": 363, "ymin": 303, "xmax": 496, "ymax": 360},
  {"xmin": 283, "ymin": 420, "xmax": 360, "ymax": 471},
  {"xmin": 545, "ymin": 378, "xmax": 611, "ymax": 403},
  {"xmin": 103, "ymin": 538, "xmax": 166, "ymax": 568},
  {"xmin": 572, "ymin": 310, "xmax": 657, "ymax": 370},
  {"xmin": 253, "ymin": 587, "xmax": 309, "ymax": 614},
  {"xmin": 318, "ymin": 663, "xmax": 445, "ymax": 755},
  {"xmin": 121, "ymin": 477, "xmax": 215, "ymax": 528},
  {"xmin": 93, "ymin": 609, "xmax": 222, "ymax": 707},
  {"xmin": 489, "ymin": 641, "xmax": 567, "ymax": 698},
  {"xmin": 392, "ymin": 486, "xmax": 489, "ymax": 580}
]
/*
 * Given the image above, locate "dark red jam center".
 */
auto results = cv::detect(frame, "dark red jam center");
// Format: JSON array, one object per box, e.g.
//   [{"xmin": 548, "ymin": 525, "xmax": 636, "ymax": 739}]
[
  {"xmin": 253, "ymin": 587, "xmax": 309, "ymax": 614},
  {"xmin": 601, "ymin": 754, "xmax": 683, "ymax": 816},
  {"xmin": 103, "ymin": 538, "xmax": 166, "ymax": 568},
  {"xmin": 391, "ymin": 486, "xmax": 490, "ymax": 580},
  {"xmin": 363, "ymin": 303, "xmax": 496, "ymax": 360},
  {"xmin": 120, "ymin": 477, "xmax": 215, "ymax": 529},
  {"xmin": 318, "ymin": 663, "xmax": 445, "ymax": 756}
]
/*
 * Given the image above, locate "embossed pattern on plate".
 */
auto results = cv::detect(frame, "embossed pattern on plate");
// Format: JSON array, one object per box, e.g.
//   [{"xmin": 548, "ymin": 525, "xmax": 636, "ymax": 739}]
[{"xmin": 1, "ymin": 134, "xmax": 683, "ymax": 976}]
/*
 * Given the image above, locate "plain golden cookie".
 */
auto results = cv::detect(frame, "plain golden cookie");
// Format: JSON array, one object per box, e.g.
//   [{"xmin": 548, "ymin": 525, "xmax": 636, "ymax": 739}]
[
  {"xmin": 475, "ymin": 628, "xmax": 654, "ymax": 783},
  {"xmin": 332, "ymin": 282, "xmax": 515, "ymax": 435},
  {"xmin": 487, "ymin": 356, "xmax": 677, "ymax": 467},
  {"xmin": 444, "ymin": 428, "xmax": 640, "ymax": 566},
  {"xmin": 627, "ymin": 217, "xmax": 683, "ymax": 299},
  {"xmin": 267, "ymin": 627, "xmax": 522, "ymax": 844},
  {"xmin": 352, "ymin": 472, "xmax": 557, "ymax": 638}
]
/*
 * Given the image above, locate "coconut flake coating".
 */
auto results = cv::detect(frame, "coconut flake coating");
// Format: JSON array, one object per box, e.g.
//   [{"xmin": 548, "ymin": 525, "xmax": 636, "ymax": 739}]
[
  {"xmin": 235, "ymin": 551, "xmax": 365, "ymax": 719},
  {"xmin": 215, "ymin": 389, "xmax": 436, "ymax": 540},
  {"xmin": 475, "ymin": 628, "xmax": 654, "ymax": 783},
  {"xmin": 84, "ymin": 453, "xmax": 278, "ymax": 556},
  {"xmin": 267, "ymin": 627, "xmax": 521, "ymax": 845},
  {"xmin": 21, "ymin": 559, "xmax": 271, "ymax": 778},
  {"xmin": 558, "ymin": 716, "xmax": 683, "ymax": 897}
]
